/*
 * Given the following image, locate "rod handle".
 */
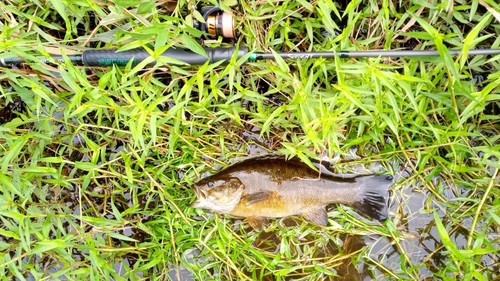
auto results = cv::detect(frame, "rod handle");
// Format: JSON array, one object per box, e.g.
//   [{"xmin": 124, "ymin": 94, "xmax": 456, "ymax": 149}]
[{"xmin": 81, "ymin": 47, "xmax": 248, "ymax": 66}]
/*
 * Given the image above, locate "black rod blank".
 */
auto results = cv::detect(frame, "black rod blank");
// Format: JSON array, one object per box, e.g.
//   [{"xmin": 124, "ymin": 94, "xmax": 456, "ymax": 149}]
[{"xmin": 252, "ymin": 48, "xmax": 500, "ymax": 60}]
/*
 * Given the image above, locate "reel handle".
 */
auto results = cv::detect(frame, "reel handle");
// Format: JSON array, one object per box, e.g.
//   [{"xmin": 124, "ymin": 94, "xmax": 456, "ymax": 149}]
[{"xmin": 81, "ymin": 47, "xmax": 249, "ymax": 66}]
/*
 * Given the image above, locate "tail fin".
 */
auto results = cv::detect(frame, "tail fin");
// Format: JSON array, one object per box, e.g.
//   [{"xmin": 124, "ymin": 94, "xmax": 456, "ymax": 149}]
[{"xmin": 351, "ymin": 175, "xmax": 392, "ymax": 221}]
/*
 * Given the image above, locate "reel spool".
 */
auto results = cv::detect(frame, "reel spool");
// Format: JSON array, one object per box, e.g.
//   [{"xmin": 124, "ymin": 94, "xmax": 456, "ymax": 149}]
[{"xmin": 194, "ymin": 6, "xmax": 236, "ymax": 39}]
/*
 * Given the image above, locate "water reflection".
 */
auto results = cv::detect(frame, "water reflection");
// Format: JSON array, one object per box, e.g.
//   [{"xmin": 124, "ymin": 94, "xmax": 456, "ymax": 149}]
[{"xmin": 249, "ymin": 221, "xmax": 370, "ymax": 280}]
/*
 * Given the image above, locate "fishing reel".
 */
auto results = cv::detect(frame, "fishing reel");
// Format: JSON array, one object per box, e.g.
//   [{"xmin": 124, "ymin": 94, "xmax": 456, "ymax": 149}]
[{"xmin": 192, "ymin": 6, "xmax": 236, "ymax": 39}]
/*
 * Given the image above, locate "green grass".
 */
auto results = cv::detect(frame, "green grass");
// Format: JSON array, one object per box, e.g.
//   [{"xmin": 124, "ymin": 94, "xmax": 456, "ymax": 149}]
[{"xmin": 0, "ymin": 0, "xmax": 499, "ymax": 280}]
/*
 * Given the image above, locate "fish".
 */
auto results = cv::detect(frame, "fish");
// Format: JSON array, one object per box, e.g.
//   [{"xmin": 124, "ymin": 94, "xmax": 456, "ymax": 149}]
[{"xmin": 191, "ymin": 156, "xmax": 392, "ymax": 227}]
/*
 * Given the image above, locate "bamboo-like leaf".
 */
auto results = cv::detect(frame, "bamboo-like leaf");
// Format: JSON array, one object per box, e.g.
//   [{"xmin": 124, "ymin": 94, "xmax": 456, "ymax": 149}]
[
  {"xmin": 434, "ymin": 211, "xmax": 465, "ymax": 260},
  {"xmin": 181, "ymin": 34, "xmax": 207, "ymax": 58},
  {"xmin": 107, "ymin": 231, "xmax": 139, "ymax": 242},
  {"xmin": 460, "ymin": 14, "xmax": 492, "ymax": 69},
  {"xmin": 31, "ymin": 239, "xmax": 71, "ymax": 255},
  {"xmin": 413, "ymin": 15, "xmax": 459, "ymax": 81},
  {"xmin": 49, "ymin": 0, "xmax": 71, "ymax": 39},
  {"xmin": 1, "ymin": 136, "xmax": 28, "ymax": 173},
  {"xmin": 137, "ymin": 0, "xmax": 155, "ymax": 14}
]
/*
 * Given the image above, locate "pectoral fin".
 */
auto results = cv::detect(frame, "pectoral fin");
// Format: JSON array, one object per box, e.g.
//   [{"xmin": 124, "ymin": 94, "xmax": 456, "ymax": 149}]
[
  {"xmin": 245, "ymin": 216, "xmax": 269, "ymax": 230},
  {"xmin": 242, "ymin": 191, "xmax": 273, "ymax": 206},
  {"xmin": 302, "ymin": 207, "xmax": 328, "ymax": 226}
]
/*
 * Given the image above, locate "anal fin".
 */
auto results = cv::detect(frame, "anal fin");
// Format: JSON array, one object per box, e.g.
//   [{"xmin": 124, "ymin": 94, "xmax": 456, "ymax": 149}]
[{"xmin": 301, "ymin": 207, "xmax": 328, "ymax": 226}]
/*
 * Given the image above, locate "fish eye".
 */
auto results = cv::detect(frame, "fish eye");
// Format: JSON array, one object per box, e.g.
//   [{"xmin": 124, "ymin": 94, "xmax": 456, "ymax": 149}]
[{"xmin": 207, "ymin": 181, "xmax": 214, "ymax": 187}]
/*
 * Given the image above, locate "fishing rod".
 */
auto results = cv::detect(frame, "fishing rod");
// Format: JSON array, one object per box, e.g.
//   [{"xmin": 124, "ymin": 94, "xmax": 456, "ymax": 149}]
[
  {"xmin": 1, "ymin": 3, "xmax": 499, "ymax": 68},
  {"xmin": 1, "ymin": 46, "xmax": 500, "ymax": 67}
]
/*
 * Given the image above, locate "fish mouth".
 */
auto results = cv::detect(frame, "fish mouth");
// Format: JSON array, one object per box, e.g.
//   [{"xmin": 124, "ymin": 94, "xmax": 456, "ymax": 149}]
[
  {"xmin": 191, "ymin": 187, "xmax": 207, "ymax": 209},
  {"xmin": 189, "ymin": 198, "xmax": 203, "ymax": 208},
  {"xmin": 190, "ymin": 199, "xmax": 201, "ymax": 208}
]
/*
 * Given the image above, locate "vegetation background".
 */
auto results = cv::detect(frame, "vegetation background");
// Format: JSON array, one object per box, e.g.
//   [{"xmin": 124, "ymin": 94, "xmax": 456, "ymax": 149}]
[{"xmin": 0, "ymin": 0, "xmax": 498, "ymax": 280}]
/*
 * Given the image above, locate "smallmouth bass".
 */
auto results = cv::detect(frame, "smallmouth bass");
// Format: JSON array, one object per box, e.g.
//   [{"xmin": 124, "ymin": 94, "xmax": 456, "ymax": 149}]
[{"xmin": 191, "ymin": 156, "xmax": 392, "ymax": 226}]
